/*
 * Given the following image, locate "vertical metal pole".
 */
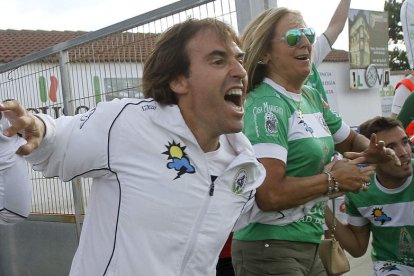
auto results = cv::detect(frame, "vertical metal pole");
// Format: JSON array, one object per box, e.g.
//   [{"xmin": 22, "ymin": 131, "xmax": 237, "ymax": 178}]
[
  {"xmin": 59, "ymin": 51, "xmax": 74, "ymax": 117},
  {"xmin": 235, "ymin": 0, "xmax": 278, "ymax": 34},
  {"xmin": 59, "ymin": 50, "xmax": 84, "ymax": 242}
]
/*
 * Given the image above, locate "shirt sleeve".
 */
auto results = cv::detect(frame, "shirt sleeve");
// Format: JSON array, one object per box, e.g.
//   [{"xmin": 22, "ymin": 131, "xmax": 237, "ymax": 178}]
[
  {"xmin": 25, "ymin": 99, "xmax": 127, "ymax": 181},
  {"xmin": 391, "ymin": 84, "xmax": 411, "ymax": 115},
  {"xmin": 243, "ymin": 90, "xmax": 290, "ymax": 163},
  {"xmin": 345, "ymin": 194, "xmax": 369, "ymax": 226},
  {"xmin": 312, "ymin": 34, "xmax": 332, "ymax": 68},
  {"xmin": 397, "ymin": 92, "xmax": 414, "ymax": 130}
]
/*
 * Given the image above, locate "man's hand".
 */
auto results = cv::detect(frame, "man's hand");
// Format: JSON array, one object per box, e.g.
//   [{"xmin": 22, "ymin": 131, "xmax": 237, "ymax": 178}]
[
  {"xmin": 0, "ymin": 100, "xmax": 45, "ymax": 155},
  {"xmin": 344, "ymin": 133, "xmax": 401, "ymax": 166}
]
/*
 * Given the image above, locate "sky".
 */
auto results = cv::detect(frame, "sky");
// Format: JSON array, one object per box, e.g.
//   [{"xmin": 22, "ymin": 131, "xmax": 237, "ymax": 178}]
[{"xmin": 0, "ymin": 0, "xmax": 386, "ymax": 50}]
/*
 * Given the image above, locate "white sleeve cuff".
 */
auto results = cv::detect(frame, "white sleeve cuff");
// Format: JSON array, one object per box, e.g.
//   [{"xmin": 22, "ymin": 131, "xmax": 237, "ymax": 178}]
[
  {"xmin": 347, "ymin": 215, "xmax": 369, "ymax": 226},
  {"xmin": 25, "ymin": 114, "xmax": 56, "ymax": 168},
  {"xmin": 253, "ymin": 143, "xmax": 287, "ymax": 163},
  {"xmin": 333, "ymin": 122, "xmax": 351, "ymax": 144}
]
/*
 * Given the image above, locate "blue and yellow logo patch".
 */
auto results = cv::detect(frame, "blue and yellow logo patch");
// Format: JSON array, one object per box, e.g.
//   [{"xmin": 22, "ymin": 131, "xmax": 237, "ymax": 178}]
[
  {"xmin": 372, "ymin": 207, "xmax": 392, "ymax": 225},
  {"xmin": 162, "ymin": 140, "xmax": 195, "ymax": 180}
]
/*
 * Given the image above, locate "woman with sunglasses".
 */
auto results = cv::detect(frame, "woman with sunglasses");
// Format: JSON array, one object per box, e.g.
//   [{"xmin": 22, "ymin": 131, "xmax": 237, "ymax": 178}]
[{"xmin": 232, "ymin": 8, "xmax": 400, "ymax": 276}]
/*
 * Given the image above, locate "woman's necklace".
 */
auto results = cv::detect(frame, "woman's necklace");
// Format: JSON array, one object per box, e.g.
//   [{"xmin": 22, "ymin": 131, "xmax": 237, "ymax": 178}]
[
  {"xmin": 287, "ymin": 93, "xmax": 303, "ymax": 120},
  {"xmin": 293, "ymin": 100, "xmax": 303, "ymax": 120}
]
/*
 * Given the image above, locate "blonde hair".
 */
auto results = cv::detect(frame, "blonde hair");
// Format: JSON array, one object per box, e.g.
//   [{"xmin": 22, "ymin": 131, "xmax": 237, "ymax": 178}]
[{"xmin": 241, "ymin": 8, "xmax": 302, "ymax": 92}]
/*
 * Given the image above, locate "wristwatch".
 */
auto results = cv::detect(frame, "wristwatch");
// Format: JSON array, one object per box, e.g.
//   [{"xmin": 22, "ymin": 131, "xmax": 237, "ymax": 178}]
[{"xmin": 365, "ymin": 64, "xmax": 378, "ymax": 88}]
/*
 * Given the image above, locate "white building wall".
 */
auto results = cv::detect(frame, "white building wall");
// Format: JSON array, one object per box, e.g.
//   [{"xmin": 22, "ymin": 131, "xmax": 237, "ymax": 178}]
[
  {"xmin": 1, "ymin": 62, "xmax": 144, "ymax": 118},
  {"xmin": 7, "ymin": 60, "xmax": 407, "ymax": 127},
  {"xmin": 318, "ymin": 61, "xmax": 405, "ymax": 127}
]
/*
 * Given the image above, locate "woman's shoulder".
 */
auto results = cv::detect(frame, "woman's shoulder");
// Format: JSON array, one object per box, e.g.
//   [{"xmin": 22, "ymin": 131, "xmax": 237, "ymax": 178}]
[
  {"xmin": 247, "ymin": 82, "xmax": 288, "ymax": 103},
  {"xmin": 302, "ymin": 84, "xmax": 321, "ymax": 97},
  {"xmin": 249, "ymin": 81, "xmax": 276, "ymax": 95},
  {"xmin": 301, "ymin": 85, "xmax": 325, "ymax": 105},
  {"xmin": 246, "ymin": 88, "xmax": 289, "ymax": 115}
]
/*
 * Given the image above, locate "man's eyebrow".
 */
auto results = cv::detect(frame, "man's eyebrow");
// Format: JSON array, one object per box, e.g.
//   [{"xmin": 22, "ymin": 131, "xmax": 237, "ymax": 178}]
[
  {"xmin": 206, "ymin": 49, "xmax": 245, "ymax": 59},
  {"xmin": 206, "ymin": 50, "xmax": 227, "ymax": 58}
]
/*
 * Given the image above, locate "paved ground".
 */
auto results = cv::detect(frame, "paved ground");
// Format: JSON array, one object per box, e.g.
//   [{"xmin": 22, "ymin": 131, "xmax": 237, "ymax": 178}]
[
  {"xmin": 345, "ymin": 251, "xmax": 372, "ymax": 275},
  {"xmin": 344, "ymin": 240, "xmax": 373, "ymax": 275}
]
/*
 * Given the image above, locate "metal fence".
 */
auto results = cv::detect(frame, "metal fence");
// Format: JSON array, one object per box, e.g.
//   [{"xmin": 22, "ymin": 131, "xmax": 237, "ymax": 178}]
[{"xmin": 0, "ymin": 0, "xmax": 237, "ymax": 231}]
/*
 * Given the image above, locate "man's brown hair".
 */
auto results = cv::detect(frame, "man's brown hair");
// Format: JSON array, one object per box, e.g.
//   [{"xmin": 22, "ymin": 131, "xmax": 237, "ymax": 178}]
[
  {"xmin": 359, "ymin": 116, "xmax": 404, "ymax": 139},
  {"xmin": 142, "ymin": 18, "xmax": 240, "ymax": 105}
]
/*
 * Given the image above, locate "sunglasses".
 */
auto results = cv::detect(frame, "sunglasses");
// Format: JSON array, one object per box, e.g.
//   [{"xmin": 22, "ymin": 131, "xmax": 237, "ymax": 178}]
[{"xmin": 275, "ymin": 28, "xmax": 316, "ymax": 47}]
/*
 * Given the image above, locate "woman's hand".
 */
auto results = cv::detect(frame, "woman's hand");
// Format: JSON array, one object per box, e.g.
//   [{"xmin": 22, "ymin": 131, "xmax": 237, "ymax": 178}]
[{"xmin": 326, "ymin": 157, "xmax": 376, "ymax": 193}]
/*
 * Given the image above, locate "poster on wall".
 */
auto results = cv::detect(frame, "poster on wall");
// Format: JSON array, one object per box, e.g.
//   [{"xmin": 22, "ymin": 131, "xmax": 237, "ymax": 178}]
[{"xmin": 348, "ymin": 9, "xmax": 390, "ymax": 90}]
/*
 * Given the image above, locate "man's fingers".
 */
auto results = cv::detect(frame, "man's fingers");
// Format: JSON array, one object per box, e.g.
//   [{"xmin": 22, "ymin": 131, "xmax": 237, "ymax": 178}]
[
  {"xmin": 343, "ymin": 152, "xmax": 363, "ymax": 159},
  {"xmin": 1, "ymin": 100, "xmax": 43, "ymax": 156},
  {"xmin": 1, "ymin": 99, "xmax": 34, "ymax": 137},
  {"xmin": 385, "ymin": 148, "xmax": 401, "ymax": 166},
  {"xmin": 0, "ymin": 100, "xmax": 26, "ymax": 117},
  {"xmin": 347, "ymin": 156, "xmax": 366, "ymax": 165},
  {"xmin": 16, "ymin": 142, "xmax": 39, "ymax": 156},
  {"xmin": 3, "ymin": 114, "xmax": 35, "ymax": 137},
  {"xmin": 377, "ymin": 140, "xmax": 385, "ymax": 148},
  {"xmin": 369, "ymin": 133, "xmax": 377, "ymax": 145},
  {"xmin": 16, "ymin": 145, "xmax": 32, "ymax": 155}
]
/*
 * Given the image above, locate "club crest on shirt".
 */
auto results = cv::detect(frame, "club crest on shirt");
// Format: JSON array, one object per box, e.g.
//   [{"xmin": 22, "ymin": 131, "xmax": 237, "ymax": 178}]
[
  {"xmin": 232, "ymin": 169, "xmax": 247, "ymax": 194},
  {"xmin": 379, "ymin": 263, "xmax": 400, "ymax": 273},
  {"xmin": 264, "ymin": 111, "xmax": 278, "ymax": 134},
  {"xmin": 372, "ymin": 207, "xmax": 392, "ymax": 225},
  {"xmin": 162, "ymin": 140, "xmax": 195, "ymax": 180},
  {"xmin": 399, "ymin": 227, "xmax": 414, "ymax": 256}
]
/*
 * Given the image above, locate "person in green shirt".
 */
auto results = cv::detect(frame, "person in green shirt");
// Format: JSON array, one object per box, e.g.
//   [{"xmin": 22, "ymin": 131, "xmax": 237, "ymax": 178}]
[
  {"xmin": 220, "ymin": 1, "xmax": 351, "ymax": 275},
  {"xmin": 231, "ymin": 7, "xmax": 400, "ymax": 276},
  {"xmin": 397, "ymin": 91, "xmax": 414, "ymax": 151},
  {"xmin": 325, "ymin": 116, "xmax": 414, "ymax": 275},
  {"xmin": 397, "ymin": 91, "xmax": 414, "ymax": 129}
]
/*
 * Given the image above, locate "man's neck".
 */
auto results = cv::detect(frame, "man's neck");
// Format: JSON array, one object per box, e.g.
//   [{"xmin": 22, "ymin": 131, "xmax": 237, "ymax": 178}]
[{"xmin": 376, "ymin": 174, "xmax": 410, "ymax": 189}]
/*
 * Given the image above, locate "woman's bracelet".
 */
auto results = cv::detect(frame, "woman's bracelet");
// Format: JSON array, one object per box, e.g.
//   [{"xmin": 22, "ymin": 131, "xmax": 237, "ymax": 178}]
[
  {"xmin": 324, "ymin": 171, "xmax": 341, "ymax": 195},
  {"xmin": 324, "ymin": 172, "xmax": 334, "ymax": 195},
  {"xmin": 332, "ymin": 174, "xmax": 340, "ymax": 193}
]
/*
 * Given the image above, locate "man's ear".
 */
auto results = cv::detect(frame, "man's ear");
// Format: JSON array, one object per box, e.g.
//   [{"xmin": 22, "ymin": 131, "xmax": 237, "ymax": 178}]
[{"xmin": 169, "ymin": 75, "xmax": 188, "ymax": 95}]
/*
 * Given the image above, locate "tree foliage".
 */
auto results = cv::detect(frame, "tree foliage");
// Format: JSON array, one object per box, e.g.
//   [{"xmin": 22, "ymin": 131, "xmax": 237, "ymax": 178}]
[
  {"xmin": 389, "ymin": 47, "xmax": 410, "ymax": 70},
  {"xmin": 385, "ymin": 0, "xmax": 410, "ymax": 70}
]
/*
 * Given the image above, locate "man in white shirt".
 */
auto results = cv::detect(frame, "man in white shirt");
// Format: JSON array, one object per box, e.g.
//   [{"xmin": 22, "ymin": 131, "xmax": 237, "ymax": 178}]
[{"xmin": 0, "ymin": 18, "xmax": 265, "ymax": 276}]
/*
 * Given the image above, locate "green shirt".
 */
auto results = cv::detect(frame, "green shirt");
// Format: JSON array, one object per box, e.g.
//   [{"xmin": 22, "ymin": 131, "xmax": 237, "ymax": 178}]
[
  {"xmin": 397, "ymin": 92, "xmax": 414, "ymax": 132},
  {"xmin": 346, "ymin": 160, "xmax": 414, "ymax": 266},
  {"xmin": 235, "ymin": 79, "xmax": 347, "ymax": 243},
  {"xmin": 306, "ymin": 63, "xmax": 328, "ymax": 103}
]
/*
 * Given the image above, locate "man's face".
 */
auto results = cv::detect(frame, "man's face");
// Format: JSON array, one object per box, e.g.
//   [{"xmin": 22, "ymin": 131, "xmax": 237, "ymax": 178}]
[
  {"xmin": 376, "ymin": 126, "xmax": 412, "ymax": 181},
  {"xmin": 172, "ymin": 27, "xmax": 247, "ymax": 142}
]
